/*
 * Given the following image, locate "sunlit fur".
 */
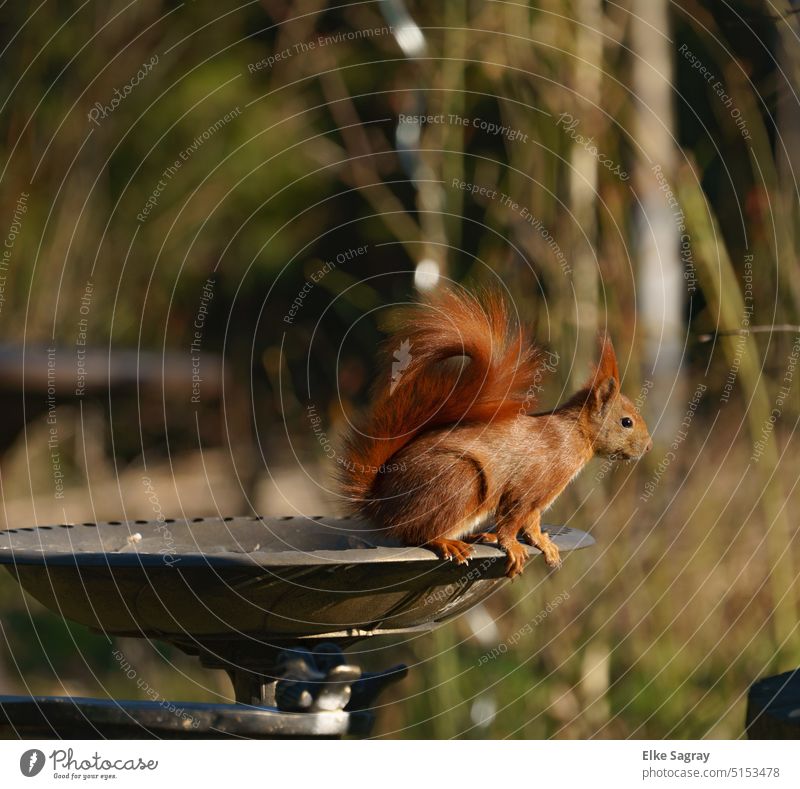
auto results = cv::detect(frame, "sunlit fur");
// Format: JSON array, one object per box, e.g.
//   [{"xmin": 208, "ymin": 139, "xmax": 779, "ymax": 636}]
[{"xmin": 339, "ymin": 288, "xmax": 652, "ymax": 576}]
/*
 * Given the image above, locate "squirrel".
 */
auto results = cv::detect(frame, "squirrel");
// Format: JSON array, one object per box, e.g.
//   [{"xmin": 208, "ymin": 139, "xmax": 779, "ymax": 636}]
[{"xmin": 338, "ymin": 287, "xmax": 652, "ymax": 577}]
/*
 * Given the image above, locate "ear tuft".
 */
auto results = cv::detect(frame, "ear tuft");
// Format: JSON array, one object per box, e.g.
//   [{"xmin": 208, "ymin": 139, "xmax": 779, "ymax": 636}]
[
  {"xmin": 584, "ymin": 332, "xmax": 620, "ymax": 395},
  {"xmin": 597, "ymin": 333, "xmax": 619, "ymax": 384}
]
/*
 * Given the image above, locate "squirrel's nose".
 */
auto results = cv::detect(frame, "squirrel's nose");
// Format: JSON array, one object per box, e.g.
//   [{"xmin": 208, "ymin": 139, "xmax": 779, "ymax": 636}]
[{"xmin": 645, "ymin": 439, "xmax": 653, "ymax": 453}]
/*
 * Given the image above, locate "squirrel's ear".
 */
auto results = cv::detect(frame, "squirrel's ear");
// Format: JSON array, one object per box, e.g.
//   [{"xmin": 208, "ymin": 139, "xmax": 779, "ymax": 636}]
[
  {"xmin": 597, "ymin": 334, "xmax": 619, "ymax": 383},
  {"xmin": 593, "ymin": 375, "xmax": 618, "ymax": 413},
  {"xmin": 585, "ymin": 333, "xmax": 620, "ymax": 410}
]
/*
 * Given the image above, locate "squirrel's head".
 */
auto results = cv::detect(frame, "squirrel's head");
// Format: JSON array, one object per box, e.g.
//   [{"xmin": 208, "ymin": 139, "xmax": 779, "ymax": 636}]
[{"xmin": 584, "ymin": 336, "xmax": 652, "ymax": 460}]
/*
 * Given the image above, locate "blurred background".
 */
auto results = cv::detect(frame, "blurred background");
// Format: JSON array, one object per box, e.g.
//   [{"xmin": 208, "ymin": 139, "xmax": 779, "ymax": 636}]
[{"xmin": 0, "ymin": 0, "xmax": 799, "ymax": 738}]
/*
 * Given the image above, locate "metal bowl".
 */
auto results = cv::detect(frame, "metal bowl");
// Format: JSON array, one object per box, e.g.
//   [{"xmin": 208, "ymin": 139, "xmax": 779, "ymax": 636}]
[{"xmin": 0, "ymin": 516, "xmax": 593, "ymax": 662}]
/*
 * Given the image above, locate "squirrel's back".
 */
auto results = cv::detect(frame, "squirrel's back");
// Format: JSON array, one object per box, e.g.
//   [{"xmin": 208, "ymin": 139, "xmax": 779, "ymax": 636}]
[{"xmin": 338, "ymin": 287, "xmax": 545, "ymax": 510}]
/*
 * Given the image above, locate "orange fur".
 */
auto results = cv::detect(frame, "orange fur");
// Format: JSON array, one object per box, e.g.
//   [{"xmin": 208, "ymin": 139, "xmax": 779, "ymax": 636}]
[
  {"xmin": 338, "ymin": 287, "xmax": 545, "ymax": 506},
  {"xmin": 338, "ymin": 289, "xmax": 652, "ymax": 577}
]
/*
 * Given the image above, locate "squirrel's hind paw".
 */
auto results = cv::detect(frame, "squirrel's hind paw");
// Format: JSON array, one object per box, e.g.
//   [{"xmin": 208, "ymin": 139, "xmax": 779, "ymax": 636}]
[
  {"xmin": 501, "ymin": 541, "xmax": 528, "ymax": 578},
  {"xmin": 426, "ymin": 538, "xmax": 475, "ymax": 565}
]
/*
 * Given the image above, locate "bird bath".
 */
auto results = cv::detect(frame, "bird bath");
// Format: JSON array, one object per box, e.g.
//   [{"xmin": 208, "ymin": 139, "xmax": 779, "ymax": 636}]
[{"xmin": 0, "ymin": 516, "xmax": 593, "ymax": 738}]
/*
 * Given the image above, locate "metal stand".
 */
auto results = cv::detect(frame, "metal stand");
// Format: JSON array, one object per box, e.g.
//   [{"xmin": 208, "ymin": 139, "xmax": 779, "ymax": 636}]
[
  {"xmin": 0, "ymin": 516, "xmax": 593, "ymax": 739},
  {"xmin": 0, "ymin": 644, "xmax": 407, "ymax": 739}
]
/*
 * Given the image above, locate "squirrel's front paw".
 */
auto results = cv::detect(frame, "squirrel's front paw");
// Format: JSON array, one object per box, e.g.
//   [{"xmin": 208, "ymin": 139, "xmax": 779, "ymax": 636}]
[
  {"xmin": 521, "ymin": 530, "xmax": 562, "ymax": 569},
  {"xmin": 541, "ymin": 541, "xmax": 562, "ymax": 569}
]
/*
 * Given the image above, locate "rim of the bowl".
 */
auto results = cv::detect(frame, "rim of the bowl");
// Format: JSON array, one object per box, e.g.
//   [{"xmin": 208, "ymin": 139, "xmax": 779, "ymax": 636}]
[{"xmin": 0, "ymin": 517, "xmax": 594, "ymax": 568}]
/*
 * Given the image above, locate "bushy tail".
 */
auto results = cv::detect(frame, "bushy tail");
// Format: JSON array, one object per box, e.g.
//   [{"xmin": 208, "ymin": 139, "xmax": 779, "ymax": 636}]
[{"xmin": 338, "ymin": 287, "xmax": 546, "ymax": 507}]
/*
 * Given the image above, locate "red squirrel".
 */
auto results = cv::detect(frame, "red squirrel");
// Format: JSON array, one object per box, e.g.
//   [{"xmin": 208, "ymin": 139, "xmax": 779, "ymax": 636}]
[{"xmin": 339, "ymin": 287, "xmax": 652, "ymax": 577}]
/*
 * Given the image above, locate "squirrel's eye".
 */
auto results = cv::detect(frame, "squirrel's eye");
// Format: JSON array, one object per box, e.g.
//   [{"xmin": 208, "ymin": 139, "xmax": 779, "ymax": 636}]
[{"xmin": 621, "ymin": 417, "xmax": 633, "ymax": 428}]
